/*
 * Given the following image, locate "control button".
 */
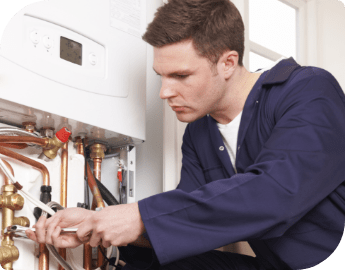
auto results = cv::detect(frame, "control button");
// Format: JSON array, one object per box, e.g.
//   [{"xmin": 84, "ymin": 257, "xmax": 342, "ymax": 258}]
[
  {"xmin": 89, "ymin": 53, "xmax": 97, "ymax": 65},
  {"xmin": 42, "ymin": 36, "xmax": 53, "ymax": 49},
  {"xmin": 30, "ymin": 30, "xmax": 40, "ymax": 44}
]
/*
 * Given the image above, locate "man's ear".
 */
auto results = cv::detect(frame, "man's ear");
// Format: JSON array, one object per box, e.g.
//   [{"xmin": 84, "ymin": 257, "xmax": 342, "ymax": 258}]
[{"xmin": 220, "ymin": 50, "xmax": 238, "ymax": 79}]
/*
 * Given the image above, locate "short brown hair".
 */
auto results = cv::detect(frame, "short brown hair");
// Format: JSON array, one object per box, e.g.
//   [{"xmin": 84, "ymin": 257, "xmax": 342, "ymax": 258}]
[{"xmin": 142, "ymin": 0, "xmax": 245, "ymax": 66}]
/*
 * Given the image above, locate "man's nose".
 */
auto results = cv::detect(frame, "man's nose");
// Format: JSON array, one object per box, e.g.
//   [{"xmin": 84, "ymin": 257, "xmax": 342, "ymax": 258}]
[{"xmin": 159, "ymin": 79, "xmax": 177, "ymax": 100}]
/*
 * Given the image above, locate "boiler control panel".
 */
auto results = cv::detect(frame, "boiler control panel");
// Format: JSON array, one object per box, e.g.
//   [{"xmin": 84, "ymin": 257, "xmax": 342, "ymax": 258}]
[{"xmin": 24, "ymin": 15, "xmax": 105, "ymax": 79}]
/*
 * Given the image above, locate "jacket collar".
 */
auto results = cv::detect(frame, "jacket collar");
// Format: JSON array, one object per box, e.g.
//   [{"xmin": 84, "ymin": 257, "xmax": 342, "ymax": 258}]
[
  {"xmin": 261, "ymin": 57, "xmax": 300, "ymax": 86},
  {"xmin": 207, "ymin": 57, "xmax": 301, "ymax": 175}
]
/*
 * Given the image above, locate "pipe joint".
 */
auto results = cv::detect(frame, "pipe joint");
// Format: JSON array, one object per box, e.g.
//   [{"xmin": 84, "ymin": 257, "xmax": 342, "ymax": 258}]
[
  {"xmin": 22, "ymin": 122, "xmax": 36, "ymax": 133},
  {"xmin": 13, "ymin": 217, "xmax": 30, "ymax": 227},
  {"xmin": 43, "ymin": 137, "xmax": 66, "ymax": 160},
  {"xmin": 90, "ymin": 143, "xmax": 107, "ymax": 160},
  {"xmin": 0, "ymin": 245, "xmax": 19, "ymax": 268},
  {"xmin": 0, "ymin": 186, "xmax": 24, "ymax": 211},
  {"xmin": 43, "ymin": 127, "xmax": 72, "ymax": 160}
]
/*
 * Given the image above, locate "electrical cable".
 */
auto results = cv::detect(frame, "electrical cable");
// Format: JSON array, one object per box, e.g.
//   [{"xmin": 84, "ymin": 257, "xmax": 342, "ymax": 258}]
[
  {"xmin": 98, "ymin": 245, "xmax": 121, "ymax": 269},
  {"xmin": 94, "ymin": 176, "xmax": 119, "ymax": 206},
  {"xmin": 82, "ymin": 138, "xmax": 90, "ymax": 210}
]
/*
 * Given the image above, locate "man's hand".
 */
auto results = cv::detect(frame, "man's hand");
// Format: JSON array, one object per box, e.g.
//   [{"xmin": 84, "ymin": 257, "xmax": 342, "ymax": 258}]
[
  {"xmin": 26, "ymin": 207, "xmax": 94, "ymax": 248},
  {"xmin": 77, "ymin": 203, "xmax": 145, "ymax": 248},
  {"xmin": 25, "ymin": 203, "xmax": 145, "ymax": 249}
]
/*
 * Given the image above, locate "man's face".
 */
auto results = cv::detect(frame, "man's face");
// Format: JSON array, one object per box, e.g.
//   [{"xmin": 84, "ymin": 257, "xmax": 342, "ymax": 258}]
[{"xmin": 153, "ymin": 40, "xmax": 226, "ymax": 123}]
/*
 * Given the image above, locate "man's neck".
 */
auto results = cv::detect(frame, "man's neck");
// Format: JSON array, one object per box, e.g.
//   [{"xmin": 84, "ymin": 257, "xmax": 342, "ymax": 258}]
[{"xmin": 211, "ymin": 68, "xmax": 262, "ymax": 125}]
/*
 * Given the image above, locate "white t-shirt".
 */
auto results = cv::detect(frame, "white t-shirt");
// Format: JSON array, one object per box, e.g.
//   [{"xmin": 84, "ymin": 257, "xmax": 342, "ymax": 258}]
[{"xmin": 217, "ymin": 111, "xmax": 242, "ymax": 173}]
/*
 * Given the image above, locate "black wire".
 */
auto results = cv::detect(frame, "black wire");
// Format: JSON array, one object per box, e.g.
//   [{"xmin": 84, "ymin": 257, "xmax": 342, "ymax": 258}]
[
  {"xmin": 94, "ymin": 176, "xmax": 119, "ymax": 206},
  {"xmin": 82, "ymin": 138, "xmax": 90, "ymax": 210},
  {"xmin": 98, "ymin": 245, "xmax": 122, "ymax": 269}
]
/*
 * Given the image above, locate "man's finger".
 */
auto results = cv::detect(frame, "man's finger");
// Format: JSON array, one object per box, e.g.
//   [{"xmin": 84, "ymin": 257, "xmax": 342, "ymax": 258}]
[
  {"xmin": 50, "ymin": 226, "xmax": 62, "ymax": 247},
  {"xmin": 46, "ymin": 216, "xmax": 63, "ymax": 245},
  {"xmin": 35, "ymin": 216, "xmax": 47, "ymax": 243},
  {"xmin": 76, "ymin": 222, "xmax": 93, "ymax": 243},
  {"xmin": 102, "ymin": 240, "xmax": 111, "ymax": 248},
  {"xmin": 78, "ymin": 231, "xmax": 92, "ymax": 243},
  {"xmin": 89, "ymin": 233, "xmax": 102, "ymax": 247},
  {"xmin": 25, "ymin": 229, "xmax": 37, "ymax": 242}
]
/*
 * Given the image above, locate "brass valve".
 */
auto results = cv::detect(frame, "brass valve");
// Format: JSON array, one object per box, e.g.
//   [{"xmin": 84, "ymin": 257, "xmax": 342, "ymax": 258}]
[
  {"xmin": 43, "ymin": 127, "xmax": 72, "ymax": 160},
  {"xmin": 90, "ymin": 143, "xmax": 107, "ymax": 160},
  {"xmin": 43, "ymin": 136, "xmax": 66, "ymax": 160}
]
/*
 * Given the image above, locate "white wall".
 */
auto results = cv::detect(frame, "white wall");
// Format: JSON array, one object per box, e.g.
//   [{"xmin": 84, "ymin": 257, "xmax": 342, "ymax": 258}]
[
  {"xmin": 136, "ymin": 0, "xmax": 164, "ymax": 200},
  {"xmin": 315, "ymin": 0, "xmax": 345, "ymax": 90}
]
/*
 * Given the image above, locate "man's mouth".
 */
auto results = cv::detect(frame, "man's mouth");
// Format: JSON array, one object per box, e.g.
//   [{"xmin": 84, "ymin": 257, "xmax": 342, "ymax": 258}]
[{"xmin": 171, "ymin": 106, "xmax": 186, "ymax": 112}]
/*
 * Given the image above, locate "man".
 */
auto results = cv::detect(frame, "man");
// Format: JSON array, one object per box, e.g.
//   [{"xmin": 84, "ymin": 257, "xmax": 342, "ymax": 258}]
[{"xmin": 27, "ymin": 0, "xmax": 345, "ymax": 269}]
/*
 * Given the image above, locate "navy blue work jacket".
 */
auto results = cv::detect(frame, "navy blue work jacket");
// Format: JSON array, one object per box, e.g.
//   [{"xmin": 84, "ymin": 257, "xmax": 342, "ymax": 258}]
[{"xmin": 139, "ymin": 58, "xmax": 345, "ymax": 269}]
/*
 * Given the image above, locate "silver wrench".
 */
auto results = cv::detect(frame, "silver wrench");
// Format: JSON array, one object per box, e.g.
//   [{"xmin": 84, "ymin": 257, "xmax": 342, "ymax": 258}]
[{"xmin": 3, "ymin": 225, "xmax": 78, "ymax": 239}]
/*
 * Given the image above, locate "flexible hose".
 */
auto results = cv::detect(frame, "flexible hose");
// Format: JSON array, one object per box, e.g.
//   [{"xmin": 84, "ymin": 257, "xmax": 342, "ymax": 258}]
[
  {"xmin": 94, "ymin": 177, "xmax": 119, "ymax": 206},
  {"xmin": 0, "ymin": 127, "xmax": 40, "ymax": 137}
]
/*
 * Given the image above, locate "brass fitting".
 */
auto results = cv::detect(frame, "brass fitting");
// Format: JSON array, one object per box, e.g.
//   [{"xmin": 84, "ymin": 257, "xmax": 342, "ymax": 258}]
[
  {"xmin": 0, "ymin": 184, "xmax": 27, "ymax": 270},
  {"xmin": 0, "ymin": 246, "xmax": 19, "ymax": 270},
  {"xmin": 90, "ymin": 143, "xmax": 107, "ymax": 160},
  {"xmin": 43, "ymin": 136, "xmax": 66, "ymax": 160},
  {"xmin": 0, "ymin": 186, "xmax": 24, "ymax": 211},
  {"xmin": 13, "ymin": 217, "xmax": 30, "ymax": 227},
  {"xmin": 74, "ymin": 136, "xmax": 84, "ymax": 156}
]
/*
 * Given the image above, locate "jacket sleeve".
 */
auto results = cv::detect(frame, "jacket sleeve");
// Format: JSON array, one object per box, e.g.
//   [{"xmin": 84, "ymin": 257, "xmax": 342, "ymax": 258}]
[{"xmin": 138, "ymin": 75, "xmax": 345, "ymax": 265}]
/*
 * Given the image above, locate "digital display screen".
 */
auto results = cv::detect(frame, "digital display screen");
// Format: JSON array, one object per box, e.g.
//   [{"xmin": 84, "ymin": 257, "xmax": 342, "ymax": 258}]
[{"xmin": 60, "ymin": 36, "xmax": 82, "ymax": 65}]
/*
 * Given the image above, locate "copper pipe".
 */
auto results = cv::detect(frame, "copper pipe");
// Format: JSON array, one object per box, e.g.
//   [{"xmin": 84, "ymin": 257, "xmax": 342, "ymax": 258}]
[
  {"xmin": 0, "ymin": 136, "xmax": 49, "ymax": 147},
  {"xmin": 0, "ymin": 146, "xmax": 50, "ymax": 270},
  {"xmin": 60, "ymin": 142, "xmax": 68, "ymax": 208},
  {"xmin": 58, "ymin": 142, "xmax": 68, "ymax": 270},
  {"xmin": 39, "ymin": 244, "xmax": 49, "ymax": 270},
  {"xmin": 86, "ymin": 164, "xmax": 105, "ymax": 209},
  {"xmin": 0, "ymin": 146, "xmax": 50, "ymax": 186},
  {"xmin": 75, "ymin": 137, "xmax": 84, "ymax": 156},
  {"xmin": 83, "ymin": 243, "xmax": 92, "ymax": 270},
  {"xmin": 93, "ymin": 158, "xmax": 102, "ymax": 182},
  {"xmin": 0, "ymin": 143, "xmax": 27, "ymax": 149},
  {"xmin": 1, "ymin": 160, "xmax": 14, "ymax": 185},
  {"xmin": 76, "ymin": 139, "xmax": 92, "ymax": 270},
  {"xmin": 58, "ymin": 249, "xmax": 66, "ymax": 270},
  {"xmin": 92, "ymin": 158, "xmax": 106, "ymax": 269},
  {"xmin": 89, "ymin": 144, "xmax": 107, "ymax": 269}
]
